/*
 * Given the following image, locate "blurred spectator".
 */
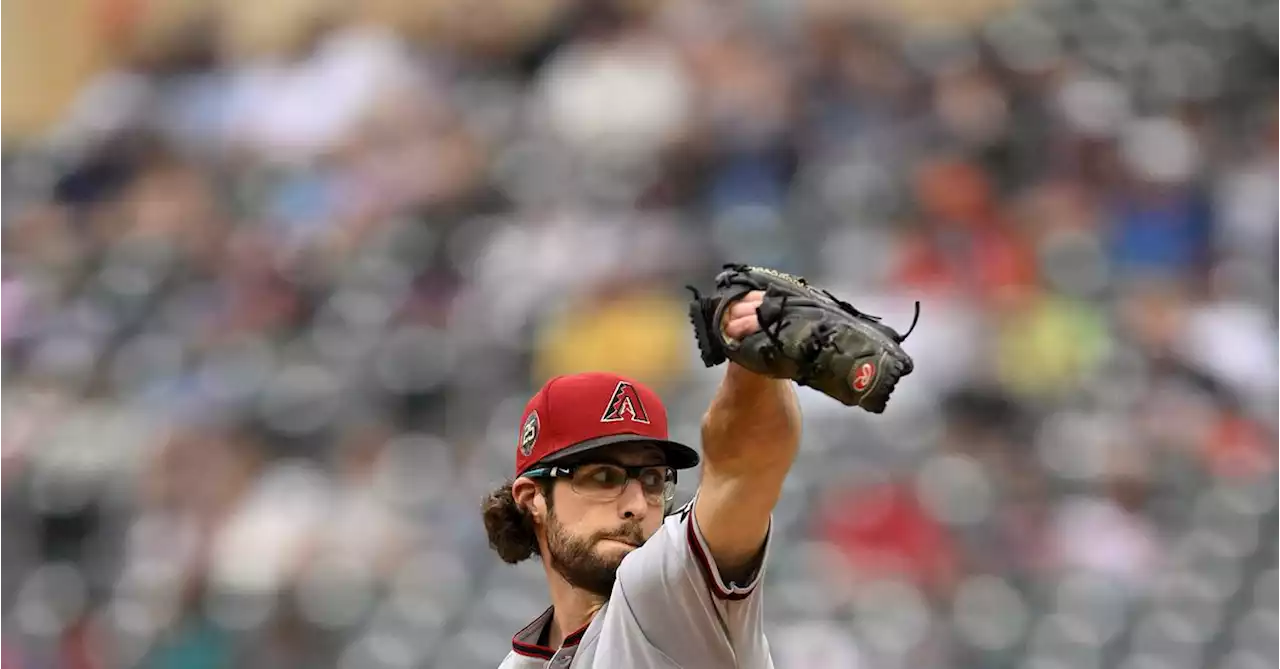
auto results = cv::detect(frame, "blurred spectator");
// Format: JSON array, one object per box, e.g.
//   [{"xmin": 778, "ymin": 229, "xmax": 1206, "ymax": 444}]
[
  {"xmin": 815, "ymin": 479, "xmax": 961, "ymax": 600},
  {"xmin": 772, "ymin": 619, "xmax": 867, "ymax": 669},
  {"xmin": 1046, "ymin": 447, "xmax": 1162, "ymax": 591},
  {"xmin": 1107, "ymin": 118, "xmax": 1215, "ymax": 281},
  {"xmin": 896, "ymin": 156, "xmax": 1039, "ymax": 301},
  {"xmin": 532, "ymin": 284, "xmax": 692, "ymax": 387}
]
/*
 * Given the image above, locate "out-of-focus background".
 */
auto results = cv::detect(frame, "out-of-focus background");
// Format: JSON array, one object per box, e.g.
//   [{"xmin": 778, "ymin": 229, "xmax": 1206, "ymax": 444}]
[{"xmin": 2, "ymin": 0, "xmax": 1276, "ymax": 667}]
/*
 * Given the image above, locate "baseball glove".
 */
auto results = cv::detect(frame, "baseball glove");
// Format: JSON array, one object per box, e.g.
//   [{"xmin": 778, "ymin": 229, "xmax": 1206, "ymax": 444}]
[{"xmin": 687, "ymin": 264, "xmax": 918, "ymax": 413}]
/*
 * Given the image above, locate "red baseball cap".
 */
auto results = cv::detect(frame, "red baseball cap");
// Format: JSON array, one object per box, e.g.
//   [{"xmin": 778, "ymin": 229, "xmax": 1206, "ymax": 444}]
[{"xmin": 514, "ymin": 372, "xmax": 700, "ymax": 477}]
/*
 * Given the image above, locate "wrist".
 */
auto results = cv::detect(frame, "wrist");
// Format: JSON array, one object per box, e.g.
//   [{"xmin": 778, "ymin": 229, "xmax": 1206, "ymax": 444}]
[{"xmin": 723, "ymin": 360, "xmax": 777, "ymax": 386}]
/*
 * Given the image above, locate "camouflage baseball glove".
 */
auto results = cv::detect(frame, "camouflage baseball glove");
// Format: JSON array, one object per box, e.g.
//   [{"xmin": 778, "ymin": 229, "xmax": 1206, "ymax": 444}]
[{"xmin": 687, "ymin": 264, "xmax": 918, "ymax": 413}]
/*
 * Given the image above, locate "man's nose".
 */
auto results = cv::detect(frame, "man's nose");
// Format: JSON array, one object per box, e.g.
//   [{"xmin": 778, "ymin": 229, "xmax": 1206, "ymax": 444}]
[{"xmin": 617, "ymin": 479, "xmax": 650, "ymax": 519}]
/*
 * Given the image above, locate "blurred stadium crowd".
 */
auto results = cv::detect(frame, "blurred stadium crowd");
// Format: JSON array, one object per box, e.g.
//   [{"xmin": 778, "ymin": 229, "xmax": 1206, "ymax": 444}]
[{"xmin": 1, "ymin": 0, "xmax": 1277, "ymax": 668}]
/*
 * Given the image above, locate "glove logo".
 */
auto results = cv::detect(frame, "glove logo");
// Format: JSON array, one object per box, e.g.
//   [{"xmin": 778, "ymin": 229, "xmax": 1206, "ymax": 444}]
[
  {"xmin": 520, "ymin": 411, "xmax": 540, "ymax": 456},
  {"xmin": 600, "ymin": 382, "xmax": 651, "ymax": 424},
  {"xmin": 852, "ymin": 362, "xmax": 877, "ymax": 392}
]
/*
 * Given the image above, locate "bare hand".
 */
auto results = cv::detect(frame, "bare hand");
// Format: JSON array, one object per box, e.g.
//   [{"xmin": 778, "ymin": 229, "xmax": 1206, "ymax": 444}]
[{"xmin": 722, "ymin": 290, "xmax": 765, "ymax": 341}]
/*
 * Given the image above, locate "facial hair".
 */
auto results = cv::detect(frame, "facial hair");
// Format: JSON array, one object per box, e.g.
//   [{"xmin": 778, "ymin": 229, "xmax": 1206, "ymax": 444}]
[{"xmin": 544, "ymin": 510, "xmax": 647, "ymax": 598}]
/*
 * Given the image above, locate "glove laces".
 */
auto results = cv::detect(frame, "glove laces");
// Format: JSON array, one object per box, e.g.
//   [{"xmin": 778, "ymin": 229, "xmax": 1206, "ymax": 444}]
[{"xmin": 820, "ymin": 289, "xmax": 921, "ymax": 343}]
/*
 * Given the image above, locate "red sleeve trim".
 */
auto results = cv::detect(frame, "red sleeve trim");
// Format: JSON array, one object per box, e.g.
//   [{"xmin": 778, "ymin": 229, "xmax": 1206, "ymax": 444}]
[{"xmin": 684, "ymin": 510, "xmax": 758, "ymax": 601}]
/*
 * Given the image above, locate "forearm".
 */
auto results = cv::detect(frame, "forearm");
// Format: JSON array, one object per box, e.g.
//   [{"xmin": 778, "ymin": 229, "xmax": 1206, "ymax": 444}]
[
  {"xmin": 701, "ymin": 363, "xmax": 802, "ymax": 472},
  {"xmin": 695, "ymin": 363, "xmax": 802, "ymax": 574}
]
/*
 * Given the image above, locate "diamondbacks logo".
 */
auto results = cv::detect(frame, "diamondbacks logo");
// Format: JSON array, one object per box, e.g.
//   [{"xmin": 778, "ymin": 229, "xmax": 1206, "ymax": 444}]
[
  {"xmin": 519, "ymin": 411, "xmax": 540, "ymax": 456},
  {"xmin": 852, "ymin": 361, "xmax": 877, "ymax": 392},
  {"xmin": 600, "ymin": 381, "xmax": 651, "ymax": 424}
]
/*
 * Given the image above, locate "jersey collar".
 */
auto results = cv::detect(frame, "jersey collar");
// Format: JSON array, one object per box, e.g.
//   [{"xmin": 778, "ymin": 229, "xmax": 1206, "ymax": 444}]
[{"xmin": 510, "ymin": 606, "xmax": 593, "ymax": 659}]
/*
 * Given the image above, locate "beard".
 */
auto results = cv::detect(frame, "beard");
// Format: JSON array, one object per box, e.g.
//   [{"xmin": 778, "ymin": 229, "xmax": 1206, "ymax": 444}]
[{"xmin": 544, "ymin": 511, "xmax": 647, "ymax": 597}]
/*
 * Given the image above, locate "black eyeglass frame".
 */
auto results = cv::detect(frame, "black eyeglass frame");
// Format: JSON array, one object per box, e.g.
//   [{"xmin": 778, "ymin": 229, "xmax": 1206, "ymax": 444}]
[{"xmin": 522, "ymin": 463, "xmax": 678, "ymax": 503}]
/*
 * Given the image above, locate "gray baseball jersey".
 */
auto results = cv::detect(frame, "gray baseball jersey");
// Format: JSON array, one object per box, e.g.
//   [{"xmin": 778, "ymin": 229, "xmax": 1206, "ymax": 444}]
[{"xmin": 497, "ymin": 495, "xmax": 774, "ymax": 668}]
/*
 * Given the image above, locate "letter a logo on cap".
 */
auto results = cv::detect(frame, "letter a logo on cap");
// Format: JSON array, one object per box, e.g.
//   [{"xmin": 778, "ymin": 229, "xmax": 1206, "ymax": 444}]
[{"xmin": 600, "ymin": 381, "xmax": 650, "ymax": 424}]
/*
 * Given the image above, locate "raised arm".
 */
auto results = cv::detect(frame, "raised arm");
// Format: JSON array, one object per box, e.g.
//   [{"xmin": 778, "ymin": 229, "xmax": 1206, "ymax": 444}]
[
  {"xmin": 606, "ymin": 274, "xmax": 909, "ymax": 665},
  {"xmin": 694, "ymin": 292, "xmax": 802, "ymax": 583}
]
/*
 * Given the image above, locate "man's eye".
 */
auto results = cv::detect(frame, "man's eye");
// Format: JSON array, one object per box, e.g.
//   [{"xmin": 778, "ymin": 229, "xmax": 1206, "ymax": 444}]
[{"xmin": 588, "ymin": 467, "xmax": 626, "ymax": 486}]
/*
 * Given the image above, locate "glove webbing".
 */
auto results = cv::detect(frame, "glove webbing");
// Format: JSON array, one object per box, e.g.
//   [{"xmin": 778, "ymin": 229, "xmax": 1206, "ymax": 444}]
[{"xmin": 758, "ymin": 294, "xmax": 823, "ymax": 388}]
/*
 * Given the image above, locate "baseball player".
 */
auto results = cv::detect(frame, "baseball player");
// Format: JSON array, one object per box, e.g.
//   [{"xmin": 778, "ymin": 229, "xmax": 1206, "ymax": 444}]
[{"xmin": 484, "ymin": 268, "xmax": 915, "ymax": 668}]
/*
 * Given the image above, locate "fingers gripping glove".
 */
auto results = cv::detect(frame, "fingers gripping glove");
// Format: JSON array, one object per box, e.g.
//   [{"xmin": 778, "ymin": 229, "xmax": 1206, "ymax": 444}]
[{"xmin": 687, "ymin": 264, "xmax": 919, "ymax": 413}]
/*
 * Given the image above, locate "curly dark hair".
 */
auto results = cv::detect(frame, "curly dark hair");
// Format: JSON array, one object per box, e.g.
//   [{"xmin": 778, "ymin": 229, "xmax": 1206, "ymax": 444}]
[{"xmin": 481, "ymin": 478, "xmax": 555, "ymax": 564}]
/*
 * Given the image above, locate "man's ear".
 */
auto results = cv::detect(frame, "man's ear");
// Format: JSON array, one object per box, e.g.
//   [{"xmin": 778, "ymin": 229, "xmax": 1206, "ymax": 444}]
[{"xmin": 511, "ymin": 477, "xmax": 545, "ymax": 521}]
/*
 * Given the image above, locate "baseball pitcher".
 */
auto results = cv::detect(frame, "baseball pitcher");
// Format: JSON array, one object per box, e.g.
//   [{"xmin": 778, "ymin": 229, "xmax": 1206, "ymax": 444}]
[{"xmin": 483, "ymin": 265, "xmax": 916, "ymax": 668}]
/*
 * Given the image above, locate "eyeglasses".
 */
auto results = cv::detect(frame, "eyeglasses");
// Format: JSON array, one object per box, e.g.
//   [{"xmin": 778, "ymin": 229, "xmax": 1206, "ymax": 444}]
[{"xmin": 523, "ymin": 463, "xmax": 677, "ymax": 505}]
